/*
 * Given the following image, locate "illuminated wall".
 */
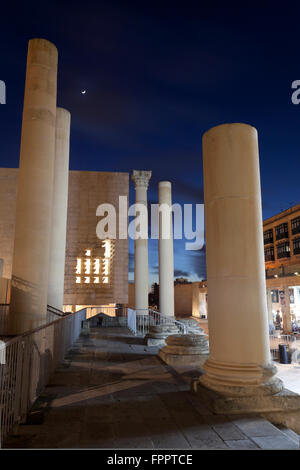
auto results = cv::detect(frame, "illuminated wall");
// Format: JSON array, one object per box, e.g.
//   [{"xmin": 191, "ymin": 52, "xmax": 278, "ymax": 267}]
[
  {"xmin": 63, "ymin": 170, "xmax": 129, "ymax": 306},
  {"xmin": 0, "ymin": 169, "xmax": 129, "ymax": 306}
]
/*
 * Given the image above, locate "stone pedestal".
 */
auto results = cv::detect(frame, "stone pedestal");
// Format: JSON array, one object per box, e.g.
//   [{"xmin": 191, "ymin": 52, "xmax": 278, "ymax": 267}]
[
  {"xmin": 145, "ymin": 323, "xmax": 178, "ymax": 346},
  {"xmin": 10, "ymin": 39, "xmax": 58, "ymax": 334},
  {"xmin": 159, "ymin": 333, "xmax": 209, "ymax": 367}
]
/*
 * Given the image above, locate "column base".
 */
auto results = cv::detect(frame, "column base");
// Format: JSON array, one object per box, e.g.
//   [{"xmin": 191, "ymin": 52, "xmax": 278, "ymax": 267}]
[
  {"xmin": 145, "ymin": 323, "xmax": 179, "ymax": 346},
  {"xmin": 159, "ymin": 333, "xmax": 209, "ymax": 367},
  {"xmin": 198, "ymin": 358, "xmax": 284, "ymax": 397}
]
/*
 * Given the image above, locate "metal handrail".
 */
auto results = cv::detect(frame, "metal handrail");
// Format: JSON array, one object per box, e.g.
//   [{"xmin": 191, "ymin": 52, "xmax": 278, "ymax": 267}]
[{"xmin": 0, "ymin": 307, "xmax": 87, "ymax": 445}]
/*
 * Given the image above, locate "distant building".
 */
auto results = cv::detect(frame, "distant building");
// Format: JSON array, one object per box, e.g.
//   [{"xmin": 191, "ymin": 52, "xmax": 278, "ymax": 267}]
[{"xmin": 263, "ymin": 204, "xmax": 300, "ymax": 326}]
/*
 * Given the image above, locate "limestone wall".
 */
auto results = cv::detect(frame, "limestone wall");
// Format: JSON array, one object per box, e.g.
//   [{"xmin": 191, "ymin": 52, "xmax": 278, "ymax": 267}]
[{"xmin": 0, "ymin": 168, "xmax": 129, "ymax": 306}]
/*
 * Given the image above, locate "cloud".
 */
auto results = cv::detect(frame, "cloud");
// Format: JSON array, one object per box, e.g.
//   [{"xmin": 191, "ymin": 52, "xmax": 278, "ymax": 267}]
[{"xmin": 174, "ymin": 269, "xmax": 190, "ymax": 277}]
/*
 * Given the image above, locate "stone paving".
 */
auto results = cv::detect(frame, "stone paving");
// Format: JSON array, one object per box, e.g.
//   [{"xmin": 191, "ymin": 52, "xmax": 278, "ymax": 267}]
[{"xmin": 4, "ymin": 328, "xmax": 299, "ymax": 449}]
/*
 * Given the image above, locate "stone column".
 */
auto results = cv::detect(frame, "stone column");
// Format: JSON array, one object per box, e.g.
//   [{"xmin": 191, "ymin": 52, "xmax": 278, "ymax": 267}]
[
  {"xmin": 132, "ymin": 170, "xmax": 151, "ymax": 314},
  {"xmin": 158, "ymin": 181, "xmax": 174, "ymax": 316},
  {"xmin": 199, "ymin": 123, "xmax": 283, "ymax": 397},
  {"xmin": 282, "ymin": 287, "xmax": 292, "ymax": 334},
  {"xmin": 47, "ymin": 108, "xmax": 71, "ymax": 310},
  {"xmin": 9, "ymin": 39, "xmax": 58, "ymax": 334}
]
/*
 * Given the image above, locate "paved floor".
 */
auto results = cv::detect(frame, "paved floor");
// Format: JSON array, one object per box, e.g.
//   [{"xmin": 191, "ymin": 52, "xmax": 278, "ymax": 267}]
[
  {"xmin": 276, "ymin": 363, "xmax": 300, "ymax": 395},
  {"xmin": 4, "ymin": 328, "xmax": 299, "ymax": 449}
]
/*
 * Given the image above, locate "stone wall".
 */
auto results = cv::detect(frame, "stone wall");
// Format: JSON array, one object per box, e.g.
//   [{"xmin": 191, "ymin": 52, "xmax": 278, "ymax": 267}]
[{"xmin": 0, "ymin": 168, "xmax": 129, "ymax": 306}]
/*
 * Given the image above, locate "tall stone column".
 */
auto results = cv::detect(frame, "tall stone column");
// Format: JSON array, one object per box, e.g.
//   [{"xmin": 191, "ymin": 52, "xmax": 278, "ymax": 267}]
[
  {"xmin": 158, "ymin": 181, "xmax": 174, "ymax": 316},
  {"xmin": 9, "ymin": 39, "xmax": 58, "ymax": 334},
  {"xmin": 199, "ymin": 123, "xmax": 283, "ymax": 397},
  {"xmin": 282, "ymin": 286, "xmax": 292, "ymax": 333},
  {"xmin": 47, "ymin": 108, "xmax": 71, "ymax": 310},
  {"xmin": 132, "ymin": 170, "xmax": 151, "ymax": 314}
]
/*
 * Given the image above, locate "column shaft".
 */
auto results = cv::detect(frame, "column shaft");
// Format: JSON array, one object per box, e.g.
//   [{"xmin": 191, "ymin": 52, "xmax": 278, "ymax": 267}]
[
  {"xmin": 159, "ymin": 181, "xmax": 174, "ymax": 316},
  {"xmin": 47, "ymin": 108, "xmax": 71, "ymax": 310},
  {"xmin": 200, "ymin": 123, "xmax": 282, "ymax": 396},
  {"xmin": 132, "ymin": 170, "xmax": 151, "ymax": 313},
  {"xmin": 10, "ymin": 39, "xmax": 58, "ymax": 333}
]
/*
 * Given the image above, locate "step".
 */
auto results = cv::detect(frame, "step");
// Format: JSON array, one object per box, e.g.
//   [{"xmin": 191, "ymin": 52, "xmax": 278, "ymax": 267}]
[{"xmin": 276, "ymin": 425, "xmax": 300, "ymax": 446}]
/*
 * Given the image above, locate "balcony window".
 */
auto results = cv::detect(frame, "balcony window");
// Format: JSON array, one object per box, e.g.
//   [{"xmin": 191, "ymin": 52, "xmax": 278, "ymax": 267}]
[
  {"xmin": 264, "ymin": 229, "xmax": 273, "ymax": 245},
  {"xmin": 264, "ymin": 246, "xmax": 274, "ymax": 262},
  {"xmin": 293, "ymin": 237, "xmax": 300, "ymax": 255},
  {"xmin": 275, "ymin": 223, "xmax": 289, "ymax": 240},
  {"xmin": 291, "ymin": 216, "xmax": 300, "ymax": 235},
  {"xmin": 277, "ymin": 241, "xmax": 290, "ymax": 259}
]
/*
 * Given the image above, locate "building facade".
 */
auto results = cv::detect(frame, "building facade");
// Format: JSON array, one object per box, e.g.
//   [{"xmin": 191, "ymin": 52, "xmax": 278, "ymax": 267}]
[
  {"xmin": 263, "ymin": 204, "xmax": 300, "ymax": 329},
  {"xmin": 0, "ymin": 168, "xmax": 129, "ymax": 310}
]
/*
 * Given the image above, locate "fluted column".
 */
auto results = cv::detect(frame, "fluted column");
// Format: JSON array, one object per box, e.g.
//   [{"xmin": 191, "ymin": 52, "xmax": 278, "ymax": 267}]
[
  {"xmin": 200, "ymin": 123, "xmax": 282, "ymax": 396},
  {"xmin": 9, "ymin": 39, "xmax": 58, "ymax": 333},
  {"xmin": 132, "ymin": 170, "xmax": 151, "ymax": 314},
  {"xmin": 47, "ymin": 108, "xmax": 71, "ymax": 310},
  {"xmin": 159, "ymin": 181, "xmax": 174, "ymax": 316}
]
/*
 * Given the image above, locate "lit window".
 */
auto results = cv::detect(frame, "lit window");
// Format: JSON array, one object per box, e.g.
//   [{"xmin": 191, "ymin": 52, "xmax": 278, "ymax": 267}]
[
  {"xmin": 103, "ymin": 276, "xmax": 108, "ymax": 284},
  {"xmin": 85, "ymin": 249, "xmax": 91, "ymax": 257},
  {"xmin": 76, "ymin": 259, "xmax": 81, "ymax": 274},
  {"xmin": 76, "ymin": 276, "xmax": 81, "ymax": 283},
  {"xmin": 94, "ymin": 258, "xmax": 100, "ymax": 274},
  {"xmin": 94, "ymin": 277, "xmax": 100, "ymax": 283},
  {"xmin": 84, "ymin": 276, "xmax": 90, "ymax": 283}
]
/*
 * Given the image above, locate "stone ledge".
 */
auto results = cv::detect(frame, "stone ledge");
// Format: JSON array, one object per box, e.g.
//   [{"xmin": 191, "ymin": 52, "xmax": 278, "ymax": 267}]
[
  {"xmin": 159, "ymin": 349, "xmax": 209, "ymax": 367},
  {"xmin": 192, "ymin": 380, "xmax": 300, "ymax": 435}
]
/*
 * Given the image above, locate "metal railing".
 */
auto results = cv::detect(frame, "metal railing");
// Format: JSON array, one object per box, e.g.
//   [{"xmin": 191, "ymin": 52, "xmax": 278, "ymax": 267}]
[
  {"xmin": 128, "ymin": 309, "xmax": 187, "ymax": 337},
  {"xmin": 269, "ymin": 334, "xmax": 297, "ymax": 361},
  {"xmin": 0, "ymin": 307, "xmax": 87, "ymax": 446},
  {"xmin": 0, "ymin": 305, "xmax": 10, "ymax": 336},
  {"xmin": 86, "ymin": 305, "xmax": 128, "ymax": 327}
]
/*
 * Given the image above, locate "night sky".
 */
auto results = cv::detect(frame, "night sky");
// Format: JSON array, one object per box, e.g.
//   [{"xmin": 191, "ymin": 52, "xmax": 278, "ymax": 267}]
[{"xmin": 0, "ymin": 2, "xmax": 299, "ymax": 285}]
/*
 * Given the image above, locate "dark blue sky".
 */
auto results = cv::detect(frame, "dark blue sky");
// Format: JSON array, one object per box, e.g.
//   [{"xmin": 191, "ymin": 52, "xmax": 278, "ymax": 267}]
[{"xmin": 0, "ymin": 1, "xmax": 299, "ymax": 283}]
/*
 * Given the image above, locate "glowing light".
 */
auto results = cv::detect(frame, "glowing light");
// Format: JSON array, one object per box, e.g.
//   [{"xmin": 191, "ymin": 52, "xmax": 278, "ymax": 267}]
[
  {"xmin": 84, "ymin": 277, "xmax": 90, "ymax": 283},
  {"xmin": 85, "ymin": 258, "xmax": 91, "ymax": 274},
  {"xmin": 94, "ymin": 277, "xmax": 100, "ymax": 283},
  {"xmin": 76, "ymin": 258, "xmax": 82, "ymax": 274},
  {"xmin": 76, "ymin": 276, "xmax": 81, "ymax": 283},
  {"xmin": 103, "ymin": 277, "xmax": 108, "ymax": 284},
  {"xmin": 81, "ymin": 90, "xmax": 86, "ymax": 95},
  {"xmin": 85, "ymin": 249, "xmax": 91, "ymax": 256},
  {"xmin": 94, "ymin": 259, "xmax": 100, "ymax": 274}
]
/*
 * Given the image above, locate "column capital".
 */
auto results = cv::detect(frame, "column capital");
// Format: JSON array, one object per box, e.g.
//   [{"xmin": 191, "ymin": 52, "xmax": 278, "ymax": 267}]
[{"xmin": 132, "ymin": 170, "xmax": 152, "ymax": 189}]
